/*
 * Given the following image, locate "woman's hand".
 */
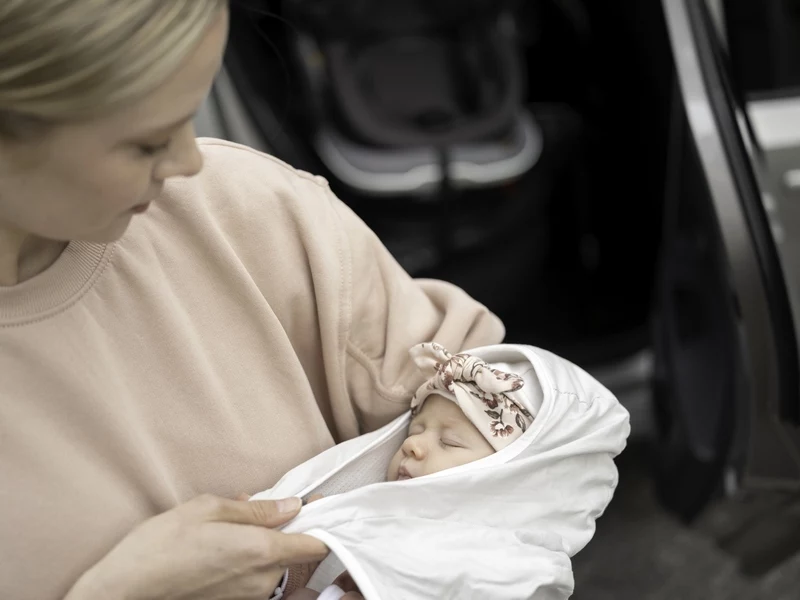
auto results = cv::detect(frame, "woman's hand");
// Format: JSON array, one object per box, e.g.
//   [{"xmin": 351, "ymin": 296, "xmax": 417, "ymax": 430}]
[{"xmin": 64, "ymin": 494, "xmax": 329, "ymax": 600}]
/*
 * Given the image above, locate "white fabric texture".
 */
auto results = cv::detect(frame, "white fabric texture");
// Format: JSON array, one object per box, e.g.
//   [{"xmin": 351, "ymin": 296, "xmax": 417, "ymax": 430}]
[
  {"xmin": 251, "ymin": 344, "xmax": 630, "ymax": 600},
  {"xmin": 317, "ymin": 585, "xmax": 347, "ymax": 600}
]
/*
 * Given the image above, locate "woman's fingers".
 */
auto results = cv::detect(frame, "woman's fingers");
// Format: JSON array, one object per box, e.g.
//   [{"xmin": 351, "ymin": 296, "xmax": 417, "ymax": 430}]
[
  {"xmin": 234, "ymin": 493, "xmax": 320, "ymax": 506},
  {"xmin": 193, "ymin": 496, "xmax": 328, "ymax": 563},
  {"xmin": 245, "ymin": 498, "xmax": 304, "ymax": 525},
  {"xmin": 181, "ymin": 494, "xmax": 329, "ymax": 568},
  {"xmin": 272, "ymin": 533, "xmax": 329, "ymax": 567},
  {"xmin": 192, "ymin": 494, "xmax": 303, "ymax": 527}
]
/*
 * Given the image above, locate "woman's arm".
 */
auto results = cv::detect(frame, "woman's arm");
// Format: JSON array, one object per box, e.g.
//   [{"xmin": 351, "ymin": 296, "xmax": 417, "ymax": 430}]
[
  {"xmin": 185, "ymin": 141, "xmax": 505, "ymax": 439},
  {"xmin": 327, "ymin": 190, "xmax": 506, "ymax": 434}
]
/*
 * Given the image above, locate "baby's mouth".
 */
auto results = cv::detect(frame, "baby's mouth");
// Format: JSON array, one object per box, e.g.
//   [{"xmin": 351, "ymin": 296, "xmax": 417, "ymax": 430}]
[{"xmin": 397, "ymin": 465, "xmax": 413, "ymax": 480}]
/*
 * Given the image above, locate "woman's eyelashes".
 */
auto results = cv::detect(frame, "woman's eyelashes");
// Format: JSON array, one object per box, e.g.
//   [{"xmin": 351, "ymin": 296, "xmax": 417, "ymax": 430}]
[{"xmin": 138, "ymin": 139, "xmax": 172, "ymax": 156}]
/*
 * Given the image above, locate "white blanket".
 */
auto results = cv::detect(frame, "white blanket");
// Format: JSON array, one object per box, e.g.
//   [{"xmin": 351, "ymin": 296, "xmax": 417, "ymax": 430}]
[{"xmin": 252, "ymin": 344, "xmax": 631, "ymax": 600}]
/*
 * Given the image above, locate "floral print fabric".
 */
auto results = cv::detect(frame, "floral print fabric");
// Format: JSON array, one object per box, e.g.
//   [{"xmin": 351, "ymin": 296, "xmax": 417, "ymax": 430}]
[{"xmin": 409, "ymin": 342, "xmax": 534, "ymax": 451}]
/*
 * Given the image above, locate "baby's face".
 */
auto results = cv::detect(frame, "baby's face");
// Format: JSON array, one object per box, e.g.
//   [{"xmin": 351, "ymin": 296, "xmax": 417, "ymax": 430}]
[{"xmin": 387, "ymin": 395, "xmax": 495, "ymax": 481}]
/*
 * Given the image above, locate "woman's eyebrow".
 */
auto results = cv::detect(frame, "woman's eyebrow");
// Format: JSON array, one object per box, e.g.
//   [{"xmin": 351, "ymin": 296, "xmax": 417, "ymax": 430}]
[{"xmin": 137, "ymin": 111, "xmax": 197, "ymax": 138}]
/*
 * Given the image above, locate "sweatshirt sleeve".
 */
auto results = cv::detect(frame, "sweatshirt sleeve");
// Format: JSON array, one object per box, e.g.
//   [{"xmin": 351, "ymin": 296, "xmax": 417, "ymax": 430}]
[
  {"xmin": 324, "ymin": 188, "xmax": 505, "ymax": 436},
  {"xmin": 190, "ymin": 140, "xmax": 504, "ymax": 443}
]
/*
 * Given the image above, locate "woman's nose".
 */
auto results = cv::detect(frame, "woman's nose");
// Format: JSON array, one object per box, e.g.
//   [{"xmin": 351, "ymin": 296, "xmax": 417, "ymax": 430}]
[
  {"xmin": 153, "ymin": 123, "xmax": 204, "ymax": 182},
  {"xmin": 402, "ymin": 434, "xmax": 427, "ymax": 460}
]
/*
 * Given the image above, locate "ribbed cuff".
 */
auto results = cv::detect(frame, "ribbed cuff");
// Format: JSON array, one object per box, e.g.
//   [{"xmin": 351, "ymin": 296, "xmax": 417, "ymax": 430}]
[{"xmin": 269, "ymin": 569, "xmax": 289, "ymax": 599}]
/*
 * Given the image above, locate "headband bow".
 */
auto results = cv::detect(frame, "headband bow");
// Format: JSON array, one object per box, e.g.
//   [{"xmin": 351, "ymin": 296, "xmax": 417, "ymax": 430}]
[{"xmin": 409, "ymin": 343, "xmax": 533, "ymax": 450}]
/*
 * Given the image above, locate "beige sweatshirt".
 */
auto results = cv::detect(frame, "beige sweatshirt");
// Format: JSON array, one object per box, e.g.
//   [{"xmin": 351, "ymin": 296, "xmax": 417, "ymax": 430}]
[{"xmin": 0, "ymin": 139, "xmax": 504, "ymax": 600}]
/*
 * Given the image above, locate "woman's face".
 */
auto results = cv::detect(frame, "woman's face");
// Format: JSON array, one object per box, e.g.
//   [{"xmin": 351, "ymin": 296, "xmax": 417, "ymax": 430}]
[{"xmin": 0, "ymin": 7, "xmax": 229, "ymax": 244}]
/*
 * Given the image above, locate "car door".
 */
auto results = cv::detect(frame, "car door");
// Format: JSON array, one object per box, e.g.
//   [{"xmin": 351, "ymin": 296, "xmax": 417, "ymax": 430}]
[{"xmin": 656, "ymin": 0, "xmax": 800, "ymax": 572}]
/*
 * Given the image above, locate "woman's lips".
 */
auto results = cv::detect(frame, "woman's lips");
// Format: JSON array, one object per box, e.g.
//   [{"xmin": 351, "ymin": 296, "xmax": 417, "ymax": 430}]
[{"xmin": 130, "ymin": 202, "xmax": 151, "ymax": 214}]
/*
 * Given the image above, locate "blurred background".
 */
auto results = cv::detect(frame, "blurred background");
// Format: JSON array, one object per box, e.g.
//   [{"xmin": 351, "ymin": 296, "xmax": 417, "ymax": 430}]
[{"xmin": 197, "ymin": 0, "xmax": 800, "ymax": 597}]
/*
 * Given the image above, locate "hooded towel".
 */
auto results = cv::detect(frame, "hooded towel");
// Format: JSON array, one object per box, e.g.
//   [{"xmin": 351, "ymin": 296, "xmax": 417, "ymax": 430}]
[{"xmin": 251, "ymin": 344, "xmax": 631, "ymax": 599}]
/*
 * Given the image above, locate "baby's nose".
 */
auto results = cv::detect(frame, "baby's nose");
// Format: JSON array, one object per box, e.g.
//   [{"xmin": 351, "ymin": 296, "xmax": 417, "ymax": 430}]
[{"xmin": 402, "ymin": 434, "xmax": 428, "ymax": 460}]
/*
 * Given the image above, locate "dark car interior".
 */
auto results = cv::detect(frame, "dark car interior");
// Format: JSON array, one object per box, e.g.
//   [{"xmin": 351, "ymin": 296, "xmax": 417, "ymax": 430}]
[{"xmin": 224, "ymin": 0, "xmax": 669, "ymax": 364}]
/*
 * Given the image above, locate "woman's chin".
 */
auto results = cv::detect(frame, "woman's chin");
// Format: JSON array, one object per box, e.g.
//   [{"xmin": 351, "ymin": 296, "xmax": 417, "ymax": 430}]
[{"xmin": 77, "ymin": 214, "xmax": 136, "ymax": 244}]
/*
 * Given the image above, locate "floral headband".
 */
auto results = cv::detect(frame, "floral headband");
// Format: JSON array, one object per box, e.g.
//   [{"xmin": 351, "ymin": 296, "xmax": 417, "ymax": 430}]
[{"xmin": 409, "ymin": 342, "xmax": 534, "ymax": 451}]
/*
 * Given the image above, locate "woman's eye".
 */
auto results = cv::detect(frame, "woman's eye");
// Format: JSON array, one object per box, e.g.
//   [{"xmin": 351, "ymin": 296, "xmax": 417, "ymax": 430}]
[{"xmin": 138, "ymin": 140, "xmax": 171, "ymax": 156}]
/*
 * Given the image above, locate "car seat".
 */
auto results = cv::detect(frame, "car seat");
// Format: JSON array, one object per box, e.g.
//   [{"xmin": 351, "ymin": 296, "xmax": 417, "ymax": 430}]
[{"xmin": 285, "ymin": 0, "xmax": 541, "ymax": 196}]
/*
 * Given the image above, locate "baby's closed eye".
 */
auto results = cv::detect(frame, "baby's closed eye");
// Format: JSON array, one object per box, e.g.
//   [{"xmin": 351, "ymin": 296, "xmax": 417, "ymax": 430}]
[{"xmin": 440, "ymin": 438, "xmax": 465, "ymax": 449}]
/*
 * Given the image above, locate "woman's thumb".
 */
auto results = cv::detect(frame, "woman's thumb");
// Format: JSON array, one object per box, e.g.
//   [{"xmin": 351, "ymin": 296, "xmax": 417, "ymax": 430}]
[
  {"xmin": 249, "ymin": 497, "xmax": 304, "ymax": 524},
  {"xmin": 274, "ymin": 533, "xmax": 330, "ymax": 566},
  {"xmin": 196, "ymin": 495, "xmax": 303, "ymax": 527}
]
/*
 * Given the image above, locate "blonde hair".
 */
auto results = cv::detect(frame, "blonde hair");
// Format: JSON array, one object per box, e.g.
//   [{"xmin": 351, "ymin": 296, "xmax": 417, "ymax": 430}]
[{"xmin": 0, "ymin": 0, "xmax": 226, "ymax": 139}]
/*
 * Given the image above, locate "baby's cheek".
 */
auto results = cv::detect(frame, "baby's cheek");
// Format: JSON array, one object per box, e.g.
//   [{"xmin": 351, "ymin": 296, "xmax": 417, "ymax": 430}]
[
  {"xmin": 455, "ymin": 450, "xmax": 486, "ymax": 470},
  {"xmin": 386, "ymin": 451, "xmax": 401, "ymax": 481}
]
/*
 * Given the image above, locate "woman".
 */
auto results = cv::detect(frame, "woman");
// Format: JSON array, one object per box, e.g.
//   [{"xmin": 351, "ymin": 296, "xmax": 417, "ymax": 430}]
[{"xmin": 0, "ymin": 1, "xmax": 504, "ymax": 599}]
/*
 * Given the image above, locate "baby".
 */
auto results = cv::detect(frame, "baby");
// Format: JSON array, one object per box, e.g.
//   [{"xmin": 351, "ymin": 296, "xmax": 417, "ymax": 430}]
[
  {"xmin": 280, "ymin": 342, "xmax": 537, "ymax": 600},
  {"xmin": 386, "ymin": 394, "xmax": 497, "ymax": 482},
  {"xmin": 387, "ymin": 341, "xmax": 534, "ymax": 480}
]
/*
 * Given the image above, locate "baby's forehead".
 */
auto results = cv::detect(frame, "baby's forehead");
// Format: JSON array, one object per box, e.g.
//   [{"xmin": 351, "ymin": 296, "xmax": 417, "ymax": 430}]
[{"xmin": 411, "ymin": 395, "xmax": 474, "ymax": 429}]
